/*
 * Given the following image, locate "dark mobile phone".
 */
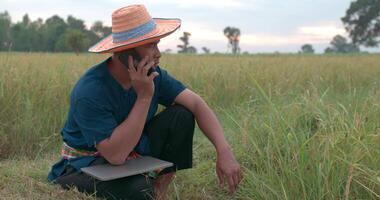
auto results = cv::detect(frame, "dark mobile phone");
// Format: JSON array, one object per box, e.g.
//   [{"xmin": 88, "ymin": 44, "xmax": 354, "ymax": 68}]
[{"xmin": 118, "ymin": 50, "xmax": 155, "ymax": 76}]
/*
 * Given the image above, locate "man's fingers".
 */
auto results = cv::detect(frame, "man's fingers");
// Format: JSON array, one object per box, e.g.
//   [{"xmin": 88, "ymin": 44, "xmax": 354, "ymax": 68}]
[
  {"xmin": 232, "ymin": 173, "xmax": 240, "ymax": 191},
  {"xmin": 127, "ymin": 56, "xmax": 136, "ymax": 72},
  {"xmin": 137, "ymin": 56, "xmax": 149, "ymax": 72},
  {"xmin": 216, "ymin": 168, "xmax": 224, "ymax": 187},
  {"xmin": 142, "ymin": 61, "xmax": 155, "ymax": 75},
  {"xmin": 148, "ymin": 71, "xmax": 159, "ymax": 80},
  {"xmin": 227, "ymin": 175, "xmax": 235, "ymax": 193}
]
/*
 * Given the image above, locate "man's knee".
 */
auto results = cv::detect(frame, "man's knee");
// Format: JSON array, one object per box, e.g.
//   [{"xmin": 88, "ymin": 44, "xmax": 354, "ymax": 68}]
[
  {"xmin": 169, "ymin": 104, "xmax": 195, "ymax": 147},
  {"xmin": 170, "ymin": 104, "xmax": 195, "ymax": 125}
]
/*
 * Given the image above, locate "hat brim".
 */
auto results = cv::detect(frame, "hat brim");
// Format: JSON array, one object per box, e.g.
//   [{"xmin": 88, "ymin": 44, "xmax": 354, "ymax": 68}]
[{"xmin": 89, "ymin": 18, "xmax": 181, "ymax": 53}]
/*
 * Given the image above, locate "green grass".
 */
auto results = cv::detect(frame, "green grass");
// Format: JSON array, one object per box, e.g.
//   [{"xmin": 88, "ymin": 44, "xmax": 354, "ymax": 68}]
[{"xmin": 0, "ymin": 52, "xmax": 379, "ymax": 199}]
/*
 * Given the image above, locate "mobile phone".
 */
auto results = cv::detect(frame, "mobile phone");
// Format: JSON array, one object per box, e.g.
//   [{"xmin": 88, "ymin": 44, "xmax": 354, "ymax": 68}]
[{"xmin": 118, "ymin": 50, "xmax": 155, "ymax": 76}]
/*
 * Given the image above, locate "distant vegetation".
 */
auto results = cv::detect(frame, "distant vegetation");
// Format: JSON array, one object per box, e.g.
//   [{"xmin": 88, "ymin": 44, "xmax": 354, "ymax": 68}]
[
  {"xmin": 223, "ymin": 26, "xmax": 241, "ymax": 54},
  {"xmin": 0, "ymin": 12, "xmax": 111, "ymax": 53},
  {"xmin": 177, "ymin": 31, "xmax": 197, "ymax": 54},
  {"xmin": 324, "ymin": 35, "xmax": 360, "ymax": 54},
  {"xmin": 0, "ymin": 0, "xmax": 379, "ymax": 55},
  {"xmin": 299, "ymin": 44, "xmax": 315, "ymax": 54}
]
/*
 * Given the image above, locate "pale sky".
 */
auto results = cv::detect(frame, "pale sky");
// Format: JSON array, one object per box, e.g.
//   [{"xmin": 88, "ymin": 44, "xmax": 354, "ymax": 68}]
[{"xmin": 1, "ymin": 0, "xmax": 379, "ymax": 53}]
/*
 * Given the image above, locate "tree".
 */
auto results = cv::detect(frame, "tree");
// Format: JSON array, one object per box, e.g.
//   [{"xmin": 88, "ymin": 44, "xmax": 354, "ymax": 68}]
[
  {"xmin": 325, "ymin": 35, "xmax": 360, "ymax": 53},
  {"xmin": 187, "ymin": 46, "xmax": 197, "ymax": 54},
  {"xmin": 28, "ymin": 18, "xmax": 44, "ymax": 51},
  {"xmin": 67, "ymin": 15, "xmax": 86, "ymax": 30},
  {"xmin": 331, "ymin": 35, "xmax": 348, "ymax": 52},
  {"xmin": 202, "ymin": 47, "xmax": 210, "ymax": 54},
  {"xmin": 223, "ymin": 26, "xmax": 241, "ymax": 54},
  {"xmin": 300, "ymin": 44, "xmax": 315, "ymax": 54},
  {"xmin": 0, "ymin": 11, "xmax": 12, "ymax": 50},
  {"xmin": 177, "ymin": 32, "xmax": 197, "ymax": 53},
  {"xmin": 163, "ymin": 48, "xmax": 172, "ymax": 54},
  {"xmin": 65, "ymin": 29, "xmax": 89, "ymax": 55},
  {"xmin": 177, "ymin": 31, "xmax": 190, "ymax": 53},
  {"xmin": 342, "ymin": 0, "xmax": 380, "ymax": 47},
  {"xmin": 83, "ymin": 29, "xmax": 100, "ymax": 51},
  {"xmin": 42, "ymin": 15, "xmax": 67, "ymax": 51},
  {"xmin": 22, "ymin": 14, "xmax": 30, "ymax": 26},
  {"xmin": 91, "ymin": 21, "xmax": 111, "ymax": 38},
  {"xmin": 324, "ymin": 47, "xmax": 334, "ymax": 54},
  {"xmin": 10, "ymin": 14, "xmax": 35, "ymax": 51}
]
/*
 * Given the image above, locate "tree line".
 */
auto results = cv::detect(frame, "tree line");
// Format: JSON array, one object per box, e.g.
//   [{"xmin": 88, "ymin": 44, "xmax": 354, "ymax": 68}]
[
  {"xmin": 0, "ymin": 12, "xmax": 111, "ymax": 54},
  {"xmin": 300, "ymin": 35, "xmax": 361, "ymax": 54},
  {"xmin": 0, "ymin": 0, "xmax": 378, "ymax": 54}
]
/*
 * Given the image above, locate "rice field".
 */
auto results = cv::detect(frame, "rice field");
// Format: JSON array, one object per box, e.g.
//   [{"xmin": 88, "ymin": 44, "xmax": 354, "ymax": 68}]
[{"xmin": 0, "ymin": 52, "xmax": 379, "ymax": 199}]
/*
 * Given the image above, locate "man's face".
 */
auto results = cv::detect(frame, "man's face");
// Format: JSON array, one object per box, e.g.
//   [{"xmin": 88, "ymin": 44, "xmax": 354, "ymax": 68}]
[{"xmin": 134, "ymin": 40, "xmax": 161, "ymax": 68}]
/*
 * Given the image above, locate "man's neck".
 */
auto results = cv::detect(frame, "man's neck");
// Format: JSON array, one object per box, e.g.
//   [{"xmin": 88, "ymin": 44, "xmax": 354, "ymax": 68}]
[{"xmin": 107, "ymin": 56, "xmax": 132, "ymax": 90}]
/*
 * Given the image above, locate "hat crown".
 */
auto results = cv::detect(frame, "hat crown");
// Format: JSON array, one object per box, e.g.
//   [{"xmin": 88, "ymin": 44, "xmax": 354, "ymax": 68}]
[
  {"xmin": 89, "ymin": 4, "xmax": 181, "ymax": 53},
  {"xmin": 112, "ymin": 4, "xmax": 152, "ymax": 34}
]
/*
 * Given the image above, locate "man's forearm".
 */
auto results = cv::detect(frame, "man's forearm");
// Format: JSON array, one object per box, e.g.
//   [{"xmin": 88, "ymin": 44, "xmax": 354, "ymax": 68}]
[
  {"xmin": 174, "ymin": 89, "xmax": 242, "ymax": 192},
  {"xmin": 97, "ymin": 97, "xmax": 151, "ymax": 164},
  {"xmin": 193, "ymin": 98, "xmax": 231, "ymax": 153}
]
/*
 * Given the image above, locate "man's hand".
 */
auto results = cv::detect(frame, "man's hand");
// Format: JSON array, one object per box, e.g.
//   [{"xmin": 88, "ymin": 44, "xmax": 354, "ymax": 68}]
[
  {"xmin": 216, "ymin": 147, "xmax": 242, "ymax": 193},
  {"xmin": 127, "ymin": 55, "xmax": 159, "ymax": 99}
]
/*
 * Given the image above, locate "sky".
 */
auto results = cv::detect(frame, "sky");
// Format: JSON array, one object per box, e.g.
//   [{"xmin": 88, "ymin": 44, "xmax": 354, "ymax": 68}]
[{"xmin": 1, "ymin": 0, "xmax": 379, "ymax": 53}]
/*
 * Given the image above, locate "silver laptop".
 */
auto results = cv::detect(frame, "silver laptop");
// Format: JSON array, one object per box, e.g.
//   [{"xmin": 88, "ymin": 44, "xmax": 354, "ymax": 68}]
[{"xmin": 81, "ymin": 156, "xmax": 173, "ymax": 181}]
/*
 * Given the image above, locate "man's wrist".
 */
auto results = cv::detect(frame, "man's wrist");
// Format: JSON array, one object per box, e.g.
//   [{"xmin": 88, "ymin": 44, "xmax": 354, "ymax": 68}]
[
  {"xmin": 136, "ymin": 96, "xmax": 152, "ymax": 103},
  {"xmin": 216, "ymin": 143, "xmax": 232, "ymax": 155}
]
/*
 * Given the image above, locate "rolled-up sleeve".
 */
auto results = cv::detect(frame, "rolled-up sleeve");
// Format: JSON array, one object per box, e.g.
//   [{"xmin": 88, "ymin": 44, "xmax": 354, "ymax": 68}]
[{"xmin": 157, "ymin": 68, "xmax": 186, "ymax": 107}]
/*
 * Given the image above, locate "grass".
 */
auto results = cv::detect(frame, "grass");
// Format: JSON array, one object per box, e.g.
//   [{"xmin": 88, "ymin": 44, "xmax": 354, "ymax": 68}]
[{"xmin": 0, "ymin": 52, "xmax": 379, "ymax": 199}]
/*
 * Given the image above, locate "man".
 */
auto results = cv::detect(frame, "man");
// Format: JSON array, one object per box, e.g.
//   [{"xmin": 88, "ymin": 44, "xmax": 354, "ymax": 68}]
[{"xmin": 48, "ymin": 4, "xmax": 242, "ymax": 200}]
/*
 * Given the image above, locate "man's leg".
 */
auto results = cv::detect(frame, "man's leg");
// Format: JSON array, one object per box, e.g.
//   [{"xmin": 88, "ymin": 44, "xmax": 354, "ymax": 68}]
[
  {"xmin": 144, "ymin": 104, "xmax": 196, "ymax": 199},
  {"xmin": 154, "ymin": 172, "xmax": 174, "ymax": 200}
]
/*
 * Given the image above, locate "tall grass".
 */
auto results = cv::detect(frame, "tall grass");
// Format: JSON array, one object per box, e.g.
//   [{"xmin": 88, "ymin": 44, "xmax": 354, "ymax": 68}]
[
  {"xmin": 0, "ymin": 52, "xmax": 379, "ymax": 199},
  {"xmin": 0, "ymin": 53, "xmax": 107, "ymax": 158}
]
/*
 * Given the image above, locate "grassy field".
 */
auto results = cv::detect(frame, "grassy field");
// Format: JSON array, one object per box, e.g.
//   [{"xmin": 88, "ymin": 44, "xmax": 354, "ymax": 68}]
[{"xmin": 0, "ymin": 52, "xmax": 379, "ymax": 199}]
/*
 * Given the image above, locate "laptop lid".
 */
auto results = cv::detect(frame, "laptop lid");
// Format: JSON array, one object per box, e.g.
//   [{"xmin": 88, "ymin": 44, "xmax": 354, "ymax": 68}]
[{"xmin": 81, "ymin": 156, "xmax": 173, "ymax": 181}]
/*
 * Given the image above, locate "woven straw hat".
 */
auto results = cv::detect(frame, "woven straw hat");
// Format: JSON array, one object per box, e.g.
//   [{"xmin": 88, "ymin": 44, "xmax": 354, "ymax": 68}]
[{"xmin": 89, "ymin": 4, "xmax": 181, "ymax": 53}]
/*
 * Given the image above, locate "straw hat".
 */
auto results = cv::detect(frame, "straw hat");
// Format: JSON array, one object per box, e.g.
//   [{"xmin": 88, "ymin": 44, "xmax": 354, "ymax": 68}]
[{"xmin": 89, "ymin": 4, "xmax": 181, "ymax": 53}]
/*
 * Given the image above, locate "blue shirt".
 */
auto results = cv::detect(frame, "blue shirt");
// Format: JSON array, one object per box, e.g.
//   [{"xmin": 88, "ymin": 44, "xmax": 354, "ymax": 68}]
[{"xmin": 48, "ymin": 57, "xmax": 186, "ymax": 182}]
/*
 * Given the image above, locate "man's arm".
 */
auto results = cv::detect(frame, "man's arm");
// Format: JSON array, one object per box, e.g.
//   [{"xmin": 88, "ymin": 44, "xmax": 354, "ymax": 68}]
[
  {"xmin": 96, "ymin": 97, "xmax": 151, "ymax": 165},
  {"xmin": 174, "ymin": 88, "xmax": 242, "ymax": 193},
  {"xmin": 96, "ymin": 56, "xmax": 159, "ymax": 165}
]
